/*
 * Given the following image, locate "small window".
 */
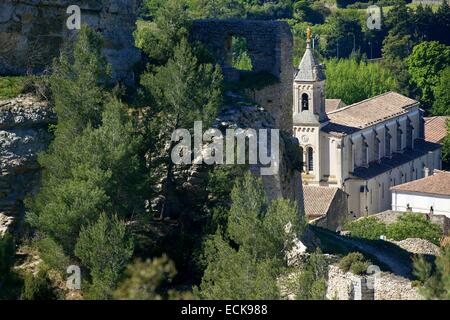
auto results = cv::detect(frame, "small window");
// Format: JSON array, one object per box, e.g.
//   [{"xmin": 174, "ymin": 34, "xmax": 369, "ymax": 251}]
[
  {"xmin": 361, "ymin": 138, "xmax": 369, "ymax": 167},
  {"xmin": 397, "ymin": 122, "xmax": 403, "ymax": 152},
  {"xmin": 406, "ymin": 118, "xmax": 413, "ymax": 149},
  {"xmin": 229, "ymin": 36, "xmax": 253, "ymax": 71},
  {"xmin": 385, "ymin": 127, "xmax": 391, "ymax": 157},
  {"xmin": 301, "ymin": 93, "xmax": 309, "ymax": 111},
  {"xmin": 307, "ymin": 147, "xmax": 314, "ymax": 172}
]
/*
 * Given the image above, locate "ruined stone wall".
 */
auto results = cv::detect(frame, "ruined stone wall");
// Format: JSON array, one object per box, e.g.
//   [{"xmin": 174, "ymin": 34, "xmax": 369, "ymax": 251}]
[
  {"xmin": 326, "ymin": 265, "xmax": 423, "ymax": 300},
  {"xmin": 190, "ymin": 19, "xmax": 293, "ymax": 133},
  {"xmin": 0, "ymin": 0, "xmax": 141, "ymax": 83},
  {"xmin": 187, "ymin": 20, "xmax": 303, "ymax": 215}
]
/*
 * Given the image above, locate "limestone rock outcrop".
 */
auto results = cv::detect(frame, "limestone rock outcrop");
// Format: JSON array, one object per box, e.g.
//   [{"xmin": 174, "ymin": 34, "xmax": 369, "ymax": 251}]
[
  {"xmin": 0, "ymin": 0, "xmax": 141, "ymax": 83},
  {"xmin": 0, "ymin": 94, "xmax": 55, "ymax": 236}
]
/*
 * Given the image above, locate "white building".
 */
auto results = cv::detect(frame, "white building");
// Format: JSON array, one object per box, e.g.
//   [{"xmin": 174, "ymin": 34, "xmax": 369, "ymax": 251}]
[
  {"xmin": 293, "ymin": 35, "xmax": 442, "ymax": 219},
  {"xmin": 391, "ymin": 171, "xmax": 450, "ymax": 218}
]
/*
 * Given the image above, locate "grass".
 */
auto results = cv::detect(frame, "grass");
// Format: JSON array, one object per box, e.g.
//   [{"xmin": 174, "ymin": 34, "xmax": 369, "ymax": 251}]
[{"xmin": 0, "ymin": 76, "xmax": 27, "ymax": 100}]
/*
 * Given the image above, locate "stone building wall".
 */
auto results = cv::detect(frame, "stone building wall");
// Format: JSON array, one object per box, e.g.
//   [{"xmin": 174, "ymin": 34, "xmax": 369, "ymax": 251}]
[
  {"xmin": 190, "ymin": 19, "xmax": 293, "ymax": 133},
  {"xmin": 187, "ymin": 20, "xmax": 303, "ymax": 215},
  {"xmin": 0, "ymin": 0, "xmax": 141, "ymax": 83}
]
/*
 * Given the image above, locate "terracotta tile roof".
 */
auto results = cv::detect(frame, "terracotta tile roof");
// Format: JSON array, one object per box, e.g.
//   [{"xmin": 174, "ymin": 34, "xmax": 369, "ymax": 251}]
[
  {"xmin": 325, "ymin": 99, "xmax": 345, "ymax": 113},
  {"xmin": 424, "ymin": 116, "xmax": 449, "ymax": 143},
  {"xmin": 391, "ymin": 170, "xmax": 450, "ymax": 196},
  {"xmin": 303, "ymin": 186, "xmax": 339, "ymax": 218},
  {"xmin": 324, "ymin": 92, "xmax": 419, "ymax": 136}
]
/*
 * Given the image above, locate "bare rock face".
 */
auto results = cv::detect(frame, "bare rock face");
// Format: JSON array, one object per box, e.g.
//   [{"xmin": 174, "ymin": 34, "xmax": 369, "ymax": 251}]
[
  {"xmin": 0, "ymin": 94, "xmax": 55, "ymax": 237},
  {"xmin": 0, "ymin": 0, "xmax": 141, "ymax": 84}
]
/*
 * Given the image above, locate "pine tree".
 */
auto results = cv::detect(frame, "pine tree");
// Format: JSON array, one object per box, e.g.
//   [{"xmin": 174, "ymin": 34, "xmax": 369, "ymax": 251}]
[
  {"xmin": 413, "ymin": 245, "xmax": 450, "ymax": 300},
  {"xmin": 141, "ymin": 38, "xmax": 222, "ymax": 218},
  {"xmin": 197, "ymin": 173, "xmax": 306, "ymax": 300},
  {"xmin": 75, "ymin": 213, "xmax": 134, "ymax": 300}
]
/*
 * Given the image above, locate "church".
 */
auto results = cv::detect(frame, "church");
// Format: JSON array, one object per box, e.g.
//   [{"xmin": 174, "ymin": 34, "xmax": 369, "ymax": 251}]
[{"xmin": 293, "ymin": 31, "xmax": 442, "ymax": 223}]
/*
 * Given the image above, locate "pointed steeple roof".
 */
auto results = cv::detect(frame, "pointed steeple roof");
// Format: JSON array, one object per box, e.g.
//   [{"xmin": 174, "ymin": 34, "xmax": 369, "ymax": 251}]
[{"xmin": 295, "ymin": 29, "xmax": 325, "ymax": 82}]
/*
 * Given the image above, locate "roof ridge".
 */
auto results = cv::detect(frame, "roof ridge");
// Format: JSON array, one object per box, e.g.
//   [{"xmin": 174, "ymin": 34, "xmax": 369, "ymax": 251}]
[{"xmin": 327, "ymin": 91, "xmax": 395, "ymax": 115}]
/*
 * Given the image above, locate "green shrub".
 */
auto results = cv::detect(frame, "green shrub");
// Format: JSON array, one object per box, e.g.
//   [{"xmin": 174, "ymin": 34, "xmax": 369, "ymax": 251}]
[
  {"xmin": 338, "ymin": 252, "xmax": 369, "ymax": 275},
  {"xmin": 344, "ymin": 217, "xmax": 387, "ymax": 240},
  {"xmin": 0, "ymin": 76, "xmax": 27, "ymax": 100},
  {"xmin": 21, "ymin": 269, "xmax": 58, "ymax": 300},
  {"xmin": 350, "ymin": 261, "xmax": 370, "ymax": 275},
  {"xmin": 35, "ymin": 238, "xmax": 71, "ymax": 274},
  {"xmin": 386, "ymin": 213, "xmax": 443, "ymax": 245},
  {"xmin": 296, "ymin": 248, "xmax": 328, "ymax": 300}
]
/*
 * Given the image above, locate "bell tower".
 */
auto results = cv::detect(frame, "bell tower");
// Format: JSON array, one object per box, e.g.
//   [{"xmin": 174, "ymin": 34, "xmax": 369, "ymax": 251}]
[
  {"xmin": 293, "ymin": 27, "xmax": 328, "ymax": 182},
  {"xmin": 293, "ymin": 27, "xmax": 328, "ymax": 125}
]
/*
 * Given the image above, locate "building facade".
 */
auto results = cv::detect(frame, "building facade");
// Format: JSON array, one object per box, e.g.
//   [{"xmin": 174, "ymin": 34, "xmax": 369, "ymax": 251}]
[
  {"xmin": 294, "ymin": 36, "xmax": 442, "ymax": 219},
  {"xmin": 391, "ymin": 171, "xmax": 450, "ymax": 218}
]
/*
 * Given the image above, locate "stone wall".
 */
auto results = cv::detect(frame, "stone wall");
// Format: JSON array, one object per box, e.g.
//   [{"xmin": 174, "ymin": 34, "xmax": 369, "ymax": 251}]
[
  {"xmin": 0, "ymin": 94, "xmax": 55, "ymax": 237},
  {"xmin": 0, "ymin": 0, "xmax": 141, "ymax": 83},
  {"xmin": 190, "ymin": 19, "xmax": 293, "ymax": 133},
  {"xmin": 326, "ymin": 265, "xmax": 423, "ymax": 300}
]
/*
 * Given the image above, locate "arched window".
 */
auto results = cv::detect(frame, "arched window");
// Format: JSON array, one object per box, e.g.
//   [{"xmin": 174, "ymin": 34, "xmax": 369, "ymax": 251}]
[
  {"xmin": 307, "ymin": 147, "xmax": 314, "ymax": 172},
  {"xmin": 301, "ymin": 93, "xmax": 309, "ymax": 111},
  {"xmin": 299, "ymin": 146, "xmax": 304, "ymax": 171}
]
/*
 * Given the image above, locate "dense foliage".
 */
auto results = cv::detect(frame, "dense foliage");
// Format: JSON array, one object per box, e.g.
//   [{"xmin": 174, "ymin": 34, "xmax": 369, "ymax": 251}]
[
  {"xmin": 413, "ymin": 245, "xmax": 450, "ymax": 300},
  {"xmin": 343, "ymin": 216, "xmax": 387, "ymax": 240},
  {"xmin": 196, "ymin": 173, "xmax": 306, "ymax": 299},
  {"xmin": 325, "ymin": 57, "xmax": 398, "ymax": 104},
  {"xmin": 296, "ymin": 248, "xmax": 328, "ymax": 300},
  {"xmin": 345, "ymin": 213, "xmax": 443, "ymax": 245}
]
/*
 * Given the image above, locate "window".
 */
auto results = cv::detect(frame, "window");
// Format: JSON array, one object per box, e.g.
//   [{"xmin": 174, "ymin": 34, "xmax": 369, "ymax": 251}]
[
  {"xmin": 385, "ymin": 126, "xmax": 391, "ymax": 157},
  {"xmin": 348, "ymin": 138, "xmax": 354, "ymax": 172},
  {"xmin": 307, "ymin": 147, "xmax": 314, "ymax": 172},
  {"xmin": 397, "ymin": 122, "xmax": 403, "ymax": 152},
  {"xmin": 361, "ymin": 136, "xmax": 369, "ymax": 167},
  {"xmin": 301, "ymin": 93, "xmax": 309, "ymax": 111},
  {"xmin": 228, "ymin": 35, "xmax": 253, "ymax": 71},
  {"xmin": 406, "ymin": 118, "xmax": 413, "ymax": 149},
  {"xmin": 374, "ymin": 133, "xmax": 380, "ymax": 162},
  {"xmin": 299, "ymin": 146, "xmax": 304, "ymax": 171}
]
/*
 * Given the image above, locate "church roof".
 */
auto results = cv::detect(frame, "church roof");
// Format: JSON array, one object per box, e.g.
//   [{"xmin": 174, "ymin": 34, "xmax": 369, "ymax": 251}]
[
  {"xmin": 351, "ymin": 139, "xmax": 442, "ymax": 180},
  {"xmin": 295, "ymin": 43, "xmax": 326, "ymax": 82},
  {"xmin": 391, "ymin": 170, "xmax": 450, "ymax": 196},
  {"xmin": 325, "ymin": 99, "xmax": 346, "ymax": 113},
  {"xmin": 424, "ymin": 116, "xmax": 449, "ymax": 143},
  {"xmin": 323, "ymin": 92, "xmax": 419, "ymax": 137},
  {"xmin": 303, "ymin": 186, "xmax": 340, "ymax": 219}
]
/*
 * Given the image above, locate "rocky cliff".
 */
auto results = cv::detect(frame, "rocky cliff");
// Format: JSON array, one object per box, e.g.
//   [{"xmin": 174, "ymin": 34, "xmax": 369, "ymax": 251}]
[
  {"xmin": 0, "ymin": 0, "xmax": 141, "ymax": 83},
  {"xmin": 0, "ymin": 94, "xmax": 55, "ymax": 236}
]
